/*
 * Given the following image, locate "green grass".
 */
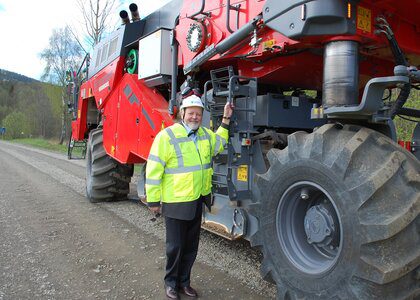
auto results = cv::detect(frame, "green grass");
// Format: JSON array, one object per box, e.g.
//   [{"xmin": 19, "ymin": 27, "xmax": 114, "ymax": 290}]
[
  {"xmin": 10, "ymin": 138, "xmax": 68, "ymax": 153},
  {"xmin": 10, "ymin": 138, "xmax": 87, "ymax": 158},
  {"xmin": 394, "ymin": 89, "xmax": 420, "ymax": 141}
]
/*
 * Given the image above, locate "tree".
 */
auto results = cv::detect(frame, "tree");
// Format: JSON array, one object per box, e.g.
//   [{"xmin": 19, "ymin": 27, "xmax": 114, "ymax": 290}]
[
  {"xmin": 76, "ymin": 0, "xmax": 117, "ymax": 46},
  {"xmin": 40, "ymin": 26, "xmax": 83, "ymax": 144},
  {"xmin": 2, "ymin": 111, "xmax": 29, "ymax": 139},
  {"xmin": 17, "ymin": 84, "xmax": 55, "ymax": 138},
  {"xmin": 40, "ymin": 26, "xmax": 82, "ymax": 86}
]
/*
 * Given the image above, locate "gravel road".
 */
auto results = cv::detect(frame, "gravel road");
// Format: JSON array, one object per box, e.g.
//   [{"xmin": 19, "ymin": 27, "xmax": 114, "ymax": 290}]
[{"xmin": 0, "ymin": 140, "xmax": 276, "ymax": 299}]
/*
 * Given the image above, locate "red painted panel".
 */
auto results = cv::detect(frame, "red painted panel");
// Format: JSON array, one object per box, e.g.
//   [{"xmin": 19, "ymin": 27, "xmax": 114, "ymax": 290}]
[
  {"xmin": 176, "ymin": 0, "xmax": 420, "ymax": 89},
  {"xmin": 177, "ymin": 0, "xmax": 267, "ymax": 65},
  {"xmin": 115, "ymin": 78, "xmax": 141, "ymax": 163},
  {"xmin": 102, "ymin": 86, "xmax": 119, "ymax": 161},
  {"xmin": 90, "ymin": 57, "xmax": 125, "ymax": 108},
  {"xmin": 102, "ymin": 74, "xmax": 174, "ymax": 164},
  {"xmin": 71, "ymin": 81, "xmax": 92, "ymax": 140}
]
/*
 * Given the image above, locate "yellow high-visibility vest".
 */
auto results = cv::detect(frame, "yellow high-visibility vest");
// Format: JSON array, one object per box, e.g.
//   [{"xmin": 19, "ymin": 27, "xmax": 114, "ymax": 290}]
[{"xmin": 146, "ymin": 123, "xmax": 228, "ymax": 204}]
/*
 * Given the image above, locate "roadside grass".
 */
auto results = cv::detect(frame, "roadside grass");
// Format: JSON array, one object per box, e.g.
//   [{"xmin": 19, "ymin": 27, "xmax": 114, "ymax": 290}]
[
  {"xmin": 10, "ymin": 138, "xmax": 67, "ymax": 153},
  {"xmin": 8, "ymin": 138, "xmax": 140, "ymax": 170},
  {"xmin": 10, "ymin": 138, "xmax": 87, "ymax": 159}
]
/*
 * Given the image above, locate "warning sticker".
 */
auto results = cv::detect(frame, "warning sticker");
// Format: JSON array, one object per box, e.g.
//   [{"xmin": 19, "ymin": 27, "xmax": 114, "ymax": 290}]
[
  {"xmin": 291, "ymin": 97, "xmax": 299, "ymax": 107},
  {"xmin": 263, "ymin": 39, "xmax": 275, "ymax": 51},
  {"xmin": 237, "ymin": 165, "xmax": 248, "ymax": 182},
  {"xmin": 357, "ymin": 6, "xmax": 371, "ymax": 33}
]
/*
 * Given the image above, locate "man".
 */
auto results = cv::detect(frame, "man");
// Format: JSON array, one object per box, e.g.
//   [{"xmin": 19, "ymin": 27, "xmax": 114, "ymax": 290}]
[{"xmin": 145, "ymin": 91, "xmax": 233, "ymax": 299}]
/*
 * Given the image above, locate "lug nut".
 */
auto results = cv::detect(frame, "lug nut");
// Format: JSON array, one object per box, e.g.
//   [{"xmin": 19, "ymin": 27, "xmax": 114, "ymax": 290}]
[{"xmin": 300, "ymin": 188, "xmax": 309, "ymax": 200}]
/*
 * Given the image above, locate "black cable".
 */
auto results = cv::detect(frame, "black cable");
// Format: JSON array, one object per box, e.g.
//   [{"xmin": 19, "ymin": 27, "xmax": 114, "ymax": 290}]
[
  {"xmin": 382, "ymin": 89, "xmax": 392, "ymax": 101},
  {"xmin": 391, "ymin": 83, "xmax": 411, "ymax": 118},
  {"xmin": 397, "ymin": 114, "xmax": 420, "ymax": 123}
]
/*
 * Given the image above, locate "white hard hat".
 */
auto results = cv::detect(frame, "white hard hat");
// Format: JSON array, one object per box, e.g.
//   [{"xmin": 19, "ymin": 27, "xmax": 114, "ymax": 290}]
[{"xmin": 180, "ymin": 95, "xmax": 204, "ymax": 110}]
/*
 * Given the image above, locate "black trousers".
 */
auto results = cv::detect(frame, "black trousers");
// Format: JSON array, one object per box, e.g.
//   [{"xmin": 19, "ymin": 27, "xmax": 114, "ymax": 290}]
[{"xmin": 164, "ymin": 201, "xmax": 202, "ymax": 289}]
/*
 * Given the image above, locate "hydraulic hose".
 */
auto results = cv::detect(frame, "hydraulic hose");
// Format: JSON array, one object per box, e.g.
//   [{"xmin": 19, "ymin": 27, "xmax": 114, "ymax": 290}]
[
  {"xmin": 391, "ymin": 83, "xmax": 411, "ymax": 118},
  {"xmin": 376, "ymin": 17, "xmax": 412, "ymax": 119}
]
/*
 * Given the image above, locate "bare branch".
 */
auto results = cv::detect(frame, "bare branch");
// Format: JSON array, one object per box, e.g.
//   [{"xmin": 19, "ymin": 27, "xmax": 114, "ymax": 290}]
[{"xmin": 75, "ymin": 0, "xmax": 117, "ymax": 47}]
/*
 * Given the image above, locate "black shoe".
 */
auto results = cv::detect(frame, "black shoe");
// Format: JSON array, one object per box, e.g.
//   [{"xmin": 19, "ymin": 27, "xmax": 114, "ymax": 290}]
[
  {"xmin": 180, "ymin": 286, "xmax": 198, "ymax": 298},
  {"xmin": 165, "ymin": 286, "xmax": 179, "ymax": 299}
]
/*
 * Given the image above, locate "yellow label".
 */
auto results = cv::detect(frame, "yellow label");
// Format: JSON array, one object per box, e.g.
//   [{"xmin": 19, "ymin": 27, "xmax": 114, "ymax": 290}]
[
  {"xmin": 237, "ymin": 165, "xmax": 248, "ymax": 182},
  {"xmin": 77, "ymin": 109, "xmax": 81, "ymax": 119},
  {"xmin": 357, "ymin": 6, "xmax": 371, "ymax": 33},
  {"xmin": 263, "ymin": 39, "xmax": 275, "ymax": 50}
]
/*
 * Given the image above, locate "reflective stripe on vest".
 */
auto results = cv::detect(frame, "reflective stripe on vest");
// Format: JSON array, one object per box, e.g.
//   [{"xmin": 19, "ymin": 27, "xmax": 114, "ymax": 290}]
[
  {"xmin": 148, "ymin": 154, "xmax": 166, "ymax": 167},
  {"xmin": 164, "ymin": 163, "xmax": 212, "ymax": 174},
  {"xmin": 164, "ymin": 126, "xmax": 212, "ymax": 174},
  {"xmin": 145, "ymin": 178, "xmax": 161, "ymax": 185},
  {"xmin": 165, "ymin": 127, "xmax": 184, "ymax": 167}
]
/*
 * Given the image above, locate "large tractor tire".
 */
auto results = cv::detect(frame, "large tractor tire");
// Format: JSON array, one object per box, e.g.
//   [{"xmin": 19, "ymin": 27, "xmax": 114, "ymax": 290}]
[
  {"xmin": 252, "ymin": 124, "xmax": 420, "ymax": 299},
  {"xmin": 86, "ymin": 129, "xmax": 134, "ymax": 202}
]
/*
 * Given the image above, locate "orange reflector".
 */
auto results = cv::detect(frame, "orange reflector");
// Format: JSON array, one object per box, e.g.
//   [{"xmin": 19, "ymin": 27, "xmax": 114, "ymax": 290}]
[{"xmin": 347, "ymin": 3, "xmax": 352, "ymax": 19}]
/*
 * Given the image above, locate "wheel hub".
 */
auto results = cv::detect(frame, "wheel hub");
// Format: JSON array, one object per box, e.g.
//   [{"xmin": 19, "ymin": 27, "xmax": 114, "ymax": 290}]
[
  {"xmin": 276, "ymin": 181, "xmax": 342, "ymax": 275},
  {"xmin": 304, "ymin": 204, "xmax": 335, "ymax": 246}
]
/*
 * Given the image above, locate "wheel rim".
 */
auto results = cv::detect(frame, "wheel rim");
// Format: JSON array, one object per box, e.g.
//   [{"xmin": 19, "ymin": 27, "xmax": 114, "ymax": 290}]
[{"xmin": 276, "ymin": 181, "xmax": 342, "ymax": 276}]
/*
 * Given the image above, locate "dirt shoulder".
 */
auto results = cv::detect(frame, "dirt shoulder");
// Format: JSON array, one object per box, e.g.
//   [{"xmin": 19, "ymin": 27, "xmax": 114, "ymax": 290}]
[{"xmin": 0, "ymin": 141, "xmax": 275, "ymax": 299}]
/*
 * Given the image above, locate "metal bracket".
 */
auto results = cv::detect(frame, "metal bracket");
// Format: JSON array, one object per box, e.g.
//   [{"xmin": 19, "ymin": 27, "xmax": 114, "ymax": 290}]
[{"xmin": 324, "ymin": 75, "xmax": 409, "ymax": 118}]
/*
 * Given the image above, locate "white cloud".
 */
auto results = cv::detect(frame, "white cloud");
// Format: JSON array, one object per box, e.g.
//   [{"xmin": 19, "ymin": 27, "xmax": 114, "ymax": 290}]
[{"xmin": 0, "ymin": 0, "xmax": 171, "ymax": 80}]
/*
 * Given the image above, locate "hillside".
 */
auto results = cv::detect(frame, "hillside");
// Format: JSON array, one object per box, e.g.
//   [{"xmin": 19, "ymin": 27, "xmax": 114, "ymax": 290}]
[
  {"xmin": 0, "ymin": 69, "xmax": 62, "ymax": 139},
  {"xmin": 0, "ymin": 69, "xmax": 39, "ymax": 83}
]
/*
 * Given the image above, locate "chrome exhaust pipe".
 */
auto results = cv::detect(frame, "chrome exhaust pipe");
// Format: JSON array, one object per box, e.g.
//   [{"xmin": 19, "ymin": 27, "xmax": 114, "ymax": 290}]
[
  {"xmin": 323, "ymin": 41, "xmax": 359, "ymax": 108},
  {"xmin": 129, "ymin": 3, "xmax": 140, "ymax": 22},
  {"xmin": 120, "ymin": 10, "xmax": 130, "ymax": 25}
]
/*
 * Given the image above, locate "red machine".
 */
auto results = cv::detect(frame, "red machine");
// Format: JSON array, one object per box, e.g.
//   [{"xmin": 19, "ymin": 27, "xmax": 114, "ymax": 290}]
[{"xmin": 68, "ymin": 1, "xmax": 420, "ymax": 299}]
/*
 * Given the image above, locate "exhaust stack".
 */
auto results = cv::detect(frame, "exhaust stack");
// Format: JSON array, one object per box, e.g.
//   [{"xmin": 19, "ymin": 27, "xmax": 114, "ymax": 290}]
[
  {"xmin": 129, "ymin": 3, "xmax": 140, "ymax": 22},
  {"xmin": 120, "ymin": 10, "xmax": 130, "ymax": 25}
]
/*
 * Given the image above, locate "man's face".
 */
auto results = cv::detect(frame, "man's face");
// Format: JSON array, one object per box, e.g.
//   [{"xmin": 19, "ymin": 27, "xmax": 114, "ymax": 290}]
[{"xmin": 183, "ymin": 106, "xmax": 203, "ymax": 130}]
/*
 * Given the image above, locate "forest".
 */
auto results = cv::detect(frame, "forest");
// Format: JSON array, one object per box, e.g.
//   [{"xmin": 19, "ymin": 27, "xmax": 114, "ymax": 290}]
[{"xmin": 0, "ymin": 69, "xmax": 63, "ymax": 140}]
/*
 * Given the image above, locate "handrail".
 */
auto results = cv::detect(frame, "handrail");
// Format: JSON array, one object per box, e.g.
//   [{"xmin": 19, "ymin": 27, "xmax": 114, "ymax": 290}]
[
  {"xmin": 188, "ymin": 0, "xmax": 210, "ymax": 19},
  {"xmin": 226, "ymin": 0, "xmax": 241, "ymax": 33},
  {"xmin": 203, "ymin": 80, "xmax": 214, "ymax": 111},
  {"xmin": 76, "ymin": 53, "xmax": 90, "ymax": 78}
]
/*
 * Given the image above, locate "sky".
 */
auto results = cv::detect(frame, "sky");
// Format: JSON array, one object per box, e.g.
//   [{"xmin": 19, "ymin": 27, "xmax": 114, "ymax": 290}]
[{"xmin": 0, "ymin": 0, "xmax": 171, "ymax": 80}]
